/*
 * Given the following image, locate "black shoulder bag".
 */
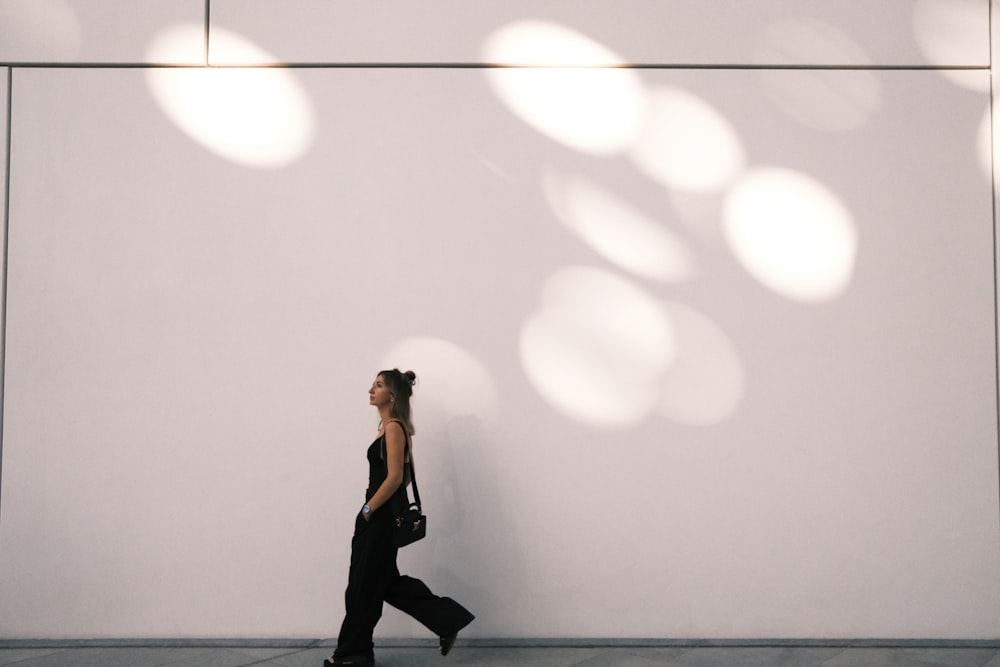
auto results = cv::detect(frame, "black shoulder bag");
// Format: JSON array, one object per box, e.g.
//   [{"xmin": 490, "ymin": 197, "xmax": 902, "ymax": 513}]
[{"xmin": 381, "ymin": 424, "xmax": 426, "ymax": 548}]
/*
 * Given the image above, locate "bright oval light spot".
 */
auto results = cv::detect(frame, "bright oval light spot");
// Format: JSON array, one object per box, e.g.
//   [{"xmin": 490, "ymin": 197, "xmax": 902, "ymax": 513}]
[
  {"xmin": 542, "ymin": 171, "xmax": 696, "ymax": 283},
  {"xmin": 723, "ymin": 168, "xmax": 857, "ymax": 302},
  {"xmin": 754, "ymin": 19, "xmax": 880, "ymax": 132},
  {"xmin": 659, "ymin": 302, "xmax": 744, "ymax": 426},
  {"xmin": 483, "ymin": 21, "xmax": 646, "ymax": 154},
  {"xmin": 629, "ymin": 86, "xmax": 746, "ymax": 192},
  {"xmin": 483, "ymin": 19, "xmax": 628, "ymax": 67},
  {"xmin": 381, "ymin": 337, "xmax": 499, "ymax": 424},
  {"xmin": 145, "ymin": 24, "xmax": 316, "ymax": 169},
  {"xmin": 520, "ymin": 268, "xmax": 675, "ymax": 428},
  {"xmin": 914, "ymin": 0, "xmax": 990, "ymax": 92}
]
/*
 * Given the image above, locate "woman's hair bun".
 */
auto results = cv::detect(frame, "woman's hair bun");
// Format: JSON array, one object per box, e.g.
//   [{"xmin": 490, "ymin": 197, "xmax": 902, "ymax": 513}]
[{"xmin": 380, "ymin": 368, "xmax": 417, "ymax": 397}]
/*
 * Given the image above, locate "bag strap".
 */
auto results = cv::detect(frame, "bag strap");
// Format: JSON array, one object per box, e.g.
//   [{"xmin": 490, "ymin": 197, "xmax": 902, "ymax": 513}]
[
  {"xmin": 396, "ymin": 423, "xmax": 422, "ymax": 510},
  {"xmin": 381, "ymin": 421, "xmax": 422, "ymax": 512}
]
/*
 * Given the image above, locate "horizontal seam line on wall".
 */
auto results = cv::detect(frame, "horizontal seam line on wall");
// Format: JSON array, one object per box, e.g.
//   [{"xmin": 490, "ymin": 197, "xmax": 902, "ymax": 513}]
[{"xmin": 0, "ymin": 62, "xmax": 991, "ymax": 71}]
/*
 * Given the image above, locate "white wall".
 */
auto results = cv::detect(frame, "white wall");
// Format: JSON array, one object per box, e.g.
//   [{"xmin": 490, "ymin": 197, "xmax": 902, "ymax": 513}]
[{"xmin": 0, "ymin": 0, "xmax": 998, "ymax": 640}]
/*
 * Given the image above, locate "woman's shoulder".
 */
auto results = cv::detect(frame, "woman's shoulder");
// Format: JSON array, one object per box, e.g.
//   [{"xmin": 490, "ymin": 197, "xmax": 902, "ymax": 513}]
[
  {"xmin": 384, "ymin": 419, "xmax": 406, "ymax": 434},
  {"xmin": 384, "ymin": 420, "xmax": 412, "ymax": 446}
]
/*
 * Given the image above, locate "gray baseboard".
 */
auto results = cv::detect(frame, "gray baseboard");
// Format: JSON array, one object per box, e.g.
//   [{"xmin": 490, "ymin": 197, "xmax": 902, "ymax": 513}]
[{"xmin": 1, "ymin": 638, "xmax": 999, "ymax": 650}]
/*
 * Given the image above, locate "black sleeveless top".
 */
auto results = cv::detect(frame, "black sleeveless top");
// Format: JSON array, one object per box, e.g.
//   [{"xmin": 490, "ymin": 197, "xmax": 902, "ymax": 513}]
[
  {"xmin": 365, "ymin": 437, "xmax": 386, "ymax": 502},
  {"xmin": 365, "ymin": 423, "xmax": 411, "ymax": 502}
]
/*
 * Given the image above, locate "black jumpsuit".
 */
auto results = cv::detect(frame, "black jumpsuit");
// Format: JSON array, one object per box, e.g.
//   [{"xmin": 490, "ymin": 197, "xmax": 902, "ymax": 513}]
[{"xmin": 333, "ymin": 429, "xmax": 475, "ymax": 661}]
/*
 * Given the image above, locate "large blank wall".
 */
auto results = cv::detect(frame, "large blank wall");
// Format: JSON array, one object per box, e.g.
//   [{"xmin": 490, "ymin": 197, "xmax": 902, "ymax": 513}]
[{"xmin": 1, "ymin": 0, "xmax": 999, "ymax": 640}]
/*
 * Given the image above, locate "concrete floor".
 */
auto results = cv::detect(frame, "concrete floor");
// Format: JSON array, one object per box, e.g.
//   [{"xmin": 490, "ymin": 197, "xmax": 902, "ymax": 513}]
[{"xmin": 1, "ymin": 644, "xmax": 998, "ymax": 667}]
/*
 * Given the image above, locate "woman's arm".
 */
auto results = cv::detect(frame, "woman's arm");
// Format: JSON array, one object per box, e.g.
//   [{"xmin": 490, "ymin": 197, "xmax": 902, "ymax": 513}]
[{"xmin": 362, "ymin": 420, "xmax": 406, "ymax": 519}]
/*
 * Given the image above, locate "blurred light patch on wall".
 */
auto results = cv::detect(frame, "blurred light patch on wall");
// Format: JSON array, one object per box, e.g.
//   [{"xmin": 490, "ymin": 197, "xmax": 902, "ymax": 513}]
[
  {"xmin": 145, "ymin": 24, "xmax": 316, "ymax": 169},
  {"xmin": 543, "ymin": 171, "xmax": 696, "ymax": 283},
  {"xmin": 629, "ymin": 86, "xmax": 747, "ymax": 192},
  {"xmin": 482, "ymin": 20, "xmax": 646, "ymax": 155},
  {"xmin": 723, "ymin": 167, "xmax": 858, "ymax": 303},
  {"xmin": 756, "ymin": 67, "xmax": 881, "ymax": 133},
  {"xmin": 913, "ymin": 0, "xmax": 990, "ymax": 92},
  {"xmin": 977, "ymin": 105, "xmax": 995, "ymax": 184},
  {"xmin": 659, "ymin": 302, "xmax": 744, "ymax": 426},
  {"xmin": 753, "ymin": 18, "xmax": 881, "ymax": 132},
  {"xmin": 520, "ymin": 267, "xmax": 676, "ymax": 428},
  {"xmin": 756, "ymin": 16, "xmax": 873, "ymax": 66}
]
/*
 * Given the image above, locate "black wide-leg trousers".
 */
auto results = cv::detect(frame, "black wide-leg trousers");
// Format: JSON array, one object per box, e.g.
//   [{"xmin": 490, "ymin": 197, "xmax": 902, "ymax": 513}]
[{"xmin": 334, "ymin": 512, "xmax": 474, "ymax": 660}]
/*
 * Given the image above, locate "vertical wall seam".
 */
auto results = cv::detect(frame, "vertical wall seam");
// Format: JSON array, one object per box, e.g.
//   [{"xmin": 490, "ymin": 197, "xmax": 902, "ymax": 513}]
[
  {"xmin": 1, "ymin": 67, "xmax": 12, "ymax": 527},
  {"xmin": 990, "ymin": 0, "xmax": 1000, "ymax": 550},
  {"xmin": 205, "ymin": 0, "xmax": 212, "ymax": 66}
]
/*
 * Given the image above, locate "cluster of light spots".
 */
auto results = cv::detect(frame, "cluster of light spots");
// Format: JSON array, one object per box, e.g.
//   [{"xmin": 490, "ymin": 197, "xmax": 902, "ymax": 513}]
[
  {"xmin": 145, "ymin": 24, "xmax": 316, "ymax": 169},
  {"xmin": 543, "ymin": 171, "xmax": 696, "ymax": 283},
  {"xmin": 482, "ymin": 19, "xmax": 865, "ymax": 427},
  {"xmin": 723, "ymin": 168, "xmax": 857, "ymax": 302},
  {"xmin": 484, "ymin": 17, "xmax": 864, "ymax": 302}
]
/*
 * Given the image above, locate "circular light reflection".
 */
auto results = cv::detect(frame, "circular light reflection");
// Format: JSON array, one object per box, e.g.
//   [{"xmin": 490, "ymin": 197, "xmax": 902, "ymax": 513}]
[
  {"xmin": 913, "ymin": 0, "xmax": 990, "ymax": 92},
  {"xmin": 382, "ymin": 337, "xmax": 499, "ymax": 423},
  {"xmin": 542, "ymin": 171, "xmax": 696, "ymax": 283},
  {"xmin": 629, "ymin": 86, "xmax": 746, "ymax": 192},
  {"xmin": 659, "ymin": 302, "xmax": 744, "ymax": 426},
  {"xmin": 520, "ymin": 268, "xmax": 675, "ymax": 428},
  {"xmin": 483, "ymin": 21, "xmax": 647, "ymax": 155},
  {"xmin": 722, "ymin": 168, "xmax": 858, "ymax": 302},
  {"xmin": 145, "ymin": 24, "xmax": 316, "ymax": 169},
  {"xmin": 754, "ymin": 19, "xmax": 880, "ymax": 132}
]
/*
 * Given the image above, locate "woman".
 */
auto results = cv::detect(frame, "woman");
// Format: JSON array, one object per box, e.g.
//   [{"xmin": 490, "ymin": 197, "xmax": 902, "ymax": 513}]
[{"xmin": 326, "ymin": 369, "xmax": 475, "ymax": 667}]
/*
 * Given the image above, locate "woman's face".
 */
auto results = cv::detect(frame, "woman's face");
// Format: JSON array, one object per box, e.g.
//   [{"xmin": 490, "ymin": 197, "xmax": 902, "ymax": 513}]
[{"xmin": 369, "ymin": 375, "xmax": 392, "ymax": 409}]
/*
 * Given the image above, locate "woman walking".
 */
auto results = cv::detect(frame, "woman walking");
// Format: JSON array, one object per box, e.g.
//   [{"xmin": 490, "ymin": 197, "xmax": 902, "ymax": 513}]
[{"xmin": 326, "ymin": 369, "xmax": 475, "ymax": 666}]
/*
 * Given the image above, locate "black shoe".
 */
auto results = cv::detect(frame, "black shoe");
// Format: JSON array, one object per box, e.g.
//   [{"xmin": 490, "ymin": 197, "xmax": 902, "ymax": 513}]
[
  {"xmin": 324, "ymin": 656, "xmax": 374, "ymax": 666},
  {"xmin": 439, "ymin": 634, "xmax": 458, "ymax": 657},
  {"xmin": 440, "ymin": 612, "xmax": 476, "ymax": 656}
]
